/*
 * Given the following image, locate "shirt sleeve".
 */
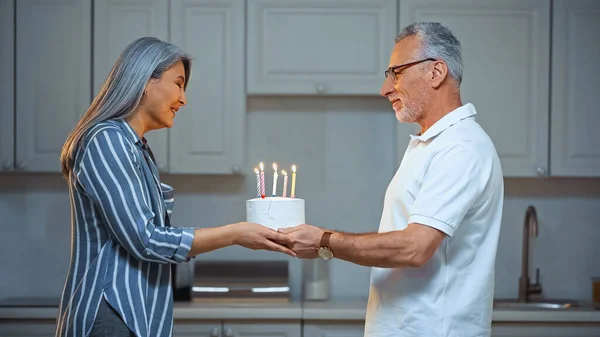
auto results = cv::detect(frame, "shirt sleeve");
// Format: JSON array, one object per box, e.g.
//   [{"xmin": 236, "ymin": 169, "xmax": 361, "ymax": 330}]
[
  {"xmin": 408, "ymin": 144, "xmax": 485, "ymax": 237},
  {"xmin": 75, "ymin": 128, "xmax": 195, "ymax": 264}
]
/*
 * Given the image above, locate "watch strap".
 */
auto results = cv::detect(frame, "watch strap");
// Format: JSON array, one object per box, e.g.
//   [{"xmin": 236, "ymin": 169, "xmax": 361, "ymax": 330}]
[{"xmin": 320, "ymin": 231, "xmax": 333, "ymax": 250}]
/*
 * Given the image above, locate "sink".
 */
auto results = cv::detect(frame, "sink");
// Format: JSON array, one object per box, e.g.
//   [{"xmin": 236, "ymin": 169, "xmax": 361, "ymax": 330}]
[{"xmin": 493, "ymin": 299, "xmax": 577, "ymax": 310}]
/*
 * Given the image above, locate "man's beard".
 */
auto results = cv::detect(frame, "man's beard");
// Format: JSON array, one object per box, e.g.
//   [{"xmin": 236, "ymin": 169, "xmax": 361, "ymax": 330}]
[{"xmin": 395, "ymin": 93, "xmax": 426, "ymax": 123}]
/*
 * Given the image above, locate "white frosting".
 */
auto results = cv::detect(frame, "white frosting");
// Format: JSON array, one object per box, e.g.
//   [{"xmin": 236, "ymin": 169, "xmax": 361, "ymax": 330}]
[{"xmin": 246, "ymin": 197, "xmax": 305, "ymax": 230}]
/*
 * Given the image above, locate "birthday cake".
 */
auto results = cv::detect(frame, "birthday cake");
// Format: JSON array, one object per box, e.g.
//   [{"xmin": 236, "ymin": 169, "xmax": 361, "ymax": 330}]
[{"xmin": 246, "ymin": 197, "xmax": 305, "ymax": 230}]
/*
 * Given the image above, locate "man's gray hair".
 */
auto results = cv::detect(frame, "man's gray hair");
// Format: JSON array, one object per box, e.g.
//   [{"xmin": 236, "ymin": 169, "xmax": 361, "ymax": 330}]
[
  {"xmin": 60, "ymin": 37, "xmax": 192, "ymax": 178},
  {"xmin": 395, "ymin": 22, "xmax": 463, "ymax": 84}
]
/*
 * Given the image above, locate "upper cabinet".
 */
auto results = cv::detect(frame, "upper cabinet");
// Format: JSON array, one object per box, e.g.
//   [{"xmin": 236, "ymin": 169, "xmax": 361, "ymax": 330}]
[
  {"xmin": 0, "ymin": 0, "xmax": 14, "ymax": 171},
  {"xmin": 247, "ymin": 0, "xmax": 397, "ymax": 95},
  {"xmin": 93, "ymin": 0, "xmax": 170, "ymax": 171},
  {"xmin": 15, "ymin": 0, "xmax": 91, "ymax": 172},
  {"xmin": 168, "ymin": 0, "xmax": 245, "ymax": 174},
  {"xmin": 550, "ymin": 0, "xmax": 600, "ymax": 177},
  {"xmin": 93, "ymin": 0, "xmax": 246, "ymax": 175},
  {"xmin": 398, "ymin": 0, "xmax": 551, "ymax": 177}
]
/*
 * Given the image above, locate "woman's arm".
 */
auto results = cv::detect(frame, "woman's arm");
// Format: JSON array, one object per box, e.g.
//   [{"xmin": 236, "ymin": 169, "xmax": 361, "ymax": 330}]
[{"xmin": 188, "ymin": 223, "xmax": 296, "ymax": 257}]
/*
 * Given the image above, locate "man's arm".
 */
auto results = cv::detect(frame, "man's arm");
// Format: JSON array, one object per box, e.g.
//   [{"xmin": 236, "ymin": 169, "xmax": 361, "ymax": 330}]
[
  {"xmin": 280, "ymin": 223, "xmax": 445, "ymax": 268},
  {"xmin": 330, "ymin": 224, "xmax": 445, "ymax": 267}
]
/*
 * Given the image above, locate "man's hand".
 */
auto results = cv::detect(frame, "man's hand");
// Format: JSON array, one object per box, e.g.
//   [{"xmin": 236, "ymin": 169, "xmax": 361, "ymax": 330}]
[{"xmin": 278, "ymin": 224, "xmax": 325, "ymax": 258}]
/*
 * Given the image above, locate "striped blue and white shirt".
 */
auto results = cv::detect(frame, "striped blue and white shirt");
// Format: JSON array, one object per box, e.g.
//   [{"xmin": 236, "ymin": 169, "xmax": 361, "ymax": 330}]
[{"xmin": 56, "ymin": 120, "xmax": 195, "ymax": 337}]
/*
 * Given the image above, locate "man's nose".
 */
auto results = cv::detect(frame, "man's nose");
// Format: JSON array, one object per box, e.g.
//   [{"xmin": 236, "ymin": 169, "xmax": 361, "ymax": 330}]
[{"xmin": 380, "ymin": 77, "xmax": 394, "ymax": 97}]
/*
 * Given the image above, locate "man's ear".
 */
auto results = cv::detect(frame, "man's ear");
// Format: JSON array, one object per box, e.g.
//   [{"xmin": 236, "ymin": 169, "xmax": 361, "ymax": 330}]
[{"xmin": 431, "ymin": 60, "xmax": 448, "ymax": 89}]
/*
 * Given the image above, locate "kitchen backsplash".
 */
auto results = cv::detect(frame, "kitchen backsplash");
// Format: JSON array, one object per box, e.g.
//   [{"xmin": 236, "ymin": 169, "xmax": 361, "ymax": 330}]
[{"xmin": 1, "ymin": 97, "xmax": 599, "ymax": 302}]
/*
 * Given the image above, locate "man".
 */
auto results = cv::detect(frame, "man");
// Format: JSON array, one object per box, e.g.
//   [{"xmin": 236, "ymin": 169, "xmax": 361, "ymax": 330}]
[{"xmin": 280, "ymin": 22, "xmax": 504, "ymax": 337}]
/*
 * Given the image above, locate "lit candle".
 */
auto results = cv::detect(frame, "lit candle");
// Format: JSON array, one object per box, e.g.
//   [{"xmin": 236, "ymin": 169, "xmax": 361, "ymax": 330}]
[
  {"xmin": 272, "ymin": 163, "xmax": 278, "ymax": 196},
  {"xmin": 259, "ymin": 162, "xmax": 265, "ymax": 198},
  {"xmin": 281, "ymin": 170, "xmax": 288, "ymax": 197},
  {"xmin": 254, "ymin": 167, "xmax": 260, "ymax": 198},
  {"xmin": 291, "ymin": 165, "xmax": 297, "ymax": 198}
]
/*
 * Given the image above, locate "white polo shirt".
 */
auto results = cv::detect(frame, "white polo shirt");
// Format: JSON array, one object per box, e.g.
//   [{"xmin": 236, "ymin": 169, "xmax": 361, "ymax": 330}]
[{"xmin": 365, "ymin": 103, "xmax": 504, "ymax": 337}]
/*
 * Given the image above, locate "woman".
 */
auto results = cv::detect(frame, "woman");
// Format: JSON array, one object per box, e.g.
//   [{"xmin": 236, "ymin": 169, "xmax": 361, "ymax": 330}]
[{"xmin": 56, "ymin": 37, "xmax": 295, "ymax": 337}]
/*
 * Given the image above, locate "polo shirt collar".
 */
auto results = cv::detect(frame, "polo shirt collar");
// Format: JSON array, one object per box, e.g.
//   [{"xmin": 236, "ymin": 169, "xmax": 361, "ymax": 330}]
[{"xmin": 409, "ymin": 103, "xmax": 477, "ymax": 142}]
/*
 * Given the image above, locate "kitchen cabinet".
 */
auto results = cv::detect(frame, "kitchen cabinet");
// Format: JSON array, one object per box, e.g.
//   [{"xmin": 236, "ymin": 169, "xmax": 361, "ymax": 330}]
[
  {"xmin": 492, "ymin": 323, "xmax": 600, "ymax": 336},
  {"xmin": 247, "ymin": 0, "xmax": 397, "ymax": 95},
  {"xmin": 303, "ymin": 321, "xmax": 365, "ymax": 337},
  {"xmin": 173, "ymin": 320, "xmax": 222, "ymax": 337},
  {"xmin": 168, "ymin": 0, "xmax": 245, "ymax": 174},
  {"xmin": 0, "ymin": 322, "xmax": 56, "ymax": 337},
  {"xmin": 0, "ymin": 0, "xmax": 14, "ymax": 171},
  {"xmin": 550, "ymin": 0, "xmax": 600, "ymax": 177},
  {"xmin": 94, "ymin": 0, "xmax": 245, "ymax": 174},
  {"xmin": 173, "ymin": 321, "xmax": 301, "ymax": 337},
  {"xmin": 93, "ymin": 0, "xmax": 170, "ymax": 171},
  {"xmin": 397, "ymin": 0, "xmax": 550, "ymax": 177},
  {"xmin": 8, "ymin": 0, "xmax": 91, "ymax": 172}
]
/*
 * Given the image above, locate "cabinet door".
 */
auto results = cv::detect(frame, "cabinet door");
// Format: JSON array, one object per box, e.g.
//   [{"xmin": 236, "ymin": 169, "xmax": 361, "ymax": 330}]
[
  {"xmin": 173, "ymin": 321, "xmax": 222, "ymax": 337},
  {"xmin": 550, "ymin": 0, "xmax": 600, "ymax": 177},
  {"xmin": 169, "ymin": 0, "xmax": 245, "ymax": 174},
  {"xmin": 247, "ymin": 0, "xmax": 397, "ymax": 95},
  {"xmin": 0, "ymin": 0, "xmax": 14, "ymax": 172},
  {"xmin": 15, "ymin": 0, "xmax": 91, "ymax": 172},
  {"xmin": 398, "ymin": 0, "xmax": 550, "ymax": 177},
  {"xmin": 303, "ymin": 322, "xmax": 365, "ymax": 337},
  {"xmin": 0, "ymin": 322, "xmax": 57, "ymax": 337},
  {"xmin": 94, "ymin": 0, "xmax": 169, "ymax": 172},
  {"xmin": 223, "ymin": 322, "xmax": 301, "ymax": 337},
  {"xmin": 492, "ymin": 323, "xmax": 600, "ymax": 336}
]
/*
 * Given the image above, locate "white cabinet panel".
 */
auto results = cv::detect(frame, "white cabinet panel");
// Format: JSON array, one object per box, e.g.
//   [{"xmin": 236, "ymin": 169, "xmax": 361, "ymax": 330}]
[
  {"xmin": 0, "ymin": 0, "xmax": 14, "ymax": 172},
  {"xmin": 169, "ymin": 0, "xmax": 245, "ymax": 174},
  {"xmin": 303, "ymin": 322, "xmax": 365, "ymax": 337},
  {"xmin": 225, "ymin": 322, "xmax": 301, "ymax": 337},
  {"xmin": 93, "ymin": 0, "xmax": 169, "ymax": 171},
  {"xmin": 398, "ymin": 0, "xmax": 550, "ymax": 177},
  {"xmin": 0, "ymin": 322, "xmax": 56, "ymax": 337},
  {"xmin": 173, "ymin": 321, "xmax": 222, "ymax": 337},
  {"xmin": 247, "ymin": 0, "xmax": 397, "ymax": 95},
  {"xmin": 15, "ymin": 0, "xmax": 91, "ymax": 172},
  {"xmin": 550, "ymin": 0, "xmax": 600, "ymax": 177},
  {"xmin": 492, "ymin": 323, "xmax": 600, "ymax": 337}
]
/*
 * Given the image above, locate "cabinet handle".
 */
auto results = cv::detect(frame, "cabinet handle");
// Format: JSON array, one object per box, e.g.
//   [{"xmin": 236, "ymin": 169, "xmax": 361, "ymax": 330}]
[
  {"xmin": 315, "ymin": 84, "xmax": 326, "ymax": 94},
  {"xmin": 1, "ymin": 160, "xmax": 12, "ymax": 170},
  {"xmin": 535, "ymin": 166, "xmax": 546, "ymax": 177},
  {"xmin": 210, "ymin": 327, "xmax": 220, "ymax": 337},
  {"xmin": 16, "ymin": 161, "xmax": 26, "ymax": 170},
  {"xmin": 231, "ymin": 165, "xmax": 240, "ymax": 174},
  {"xmin": 224, "ymin": 328, "xmax": 235, "ymax": 337}
]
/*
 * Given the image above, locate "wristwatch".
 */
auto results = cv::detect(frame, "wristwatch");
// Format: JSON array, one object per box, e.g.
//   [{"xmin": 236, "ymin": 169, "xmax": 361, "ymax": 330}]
[{"xmin": 317, "ymin": 231, "xmax": 334, "ymax": 260}]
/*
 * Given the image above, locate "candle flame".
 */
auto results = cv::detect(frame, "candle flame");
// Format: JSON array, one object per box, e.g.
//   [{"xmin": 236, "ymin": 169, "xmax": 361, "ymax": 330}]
[
  {"xmin": 259, "ymin": 162, "xmax": 264, "ymax": 171},
  {"xmin": 273, "ymin": 163, "xmax": 277, "ymax": 171},
  {"xmin": 292, "ymin": 165, "xmax": 296, "ymax": 173},
  {"xmin": 254, "ymin": 167, "xmax": 259, "ymax": 174},
  {"xmin": 282, "ymin": 170, "xmax": 287, "ymax": 176}
]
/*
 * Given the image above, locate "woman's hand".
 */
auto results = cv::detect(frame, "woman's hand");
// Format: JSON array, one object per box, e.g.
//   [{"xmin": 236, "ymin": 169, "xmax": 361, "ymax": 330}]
[{"xmin": 229, "ymin": 222, "xmax": 297, "ymax": 257}]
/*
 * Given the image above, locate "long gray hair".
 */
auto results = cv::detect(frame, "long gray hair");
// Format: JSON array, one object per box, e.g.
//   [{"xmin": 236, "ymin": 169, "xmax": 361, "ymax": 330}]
[
  {"xmin": 396, "ymin": 22, "xmax": 463, "ymax": 84},
  {"xmin": 60, "ymin": 37, "xmax": 192, "ymax": 179}
]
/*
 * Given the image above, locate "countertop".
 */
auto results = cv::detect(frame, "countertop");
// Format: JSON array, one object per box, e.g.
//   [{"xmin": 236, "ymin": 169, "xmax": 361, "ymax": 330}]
[{"xmin": 1, "ymin": 298, "xmax": 600, "ymax": 323}]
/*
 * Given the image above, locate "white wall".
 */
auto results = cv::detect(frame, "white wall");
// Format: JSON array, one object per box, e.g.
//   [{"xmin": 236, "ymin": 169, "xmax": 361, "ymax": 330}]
[{"xmin": 1, "ymin": 97, "xmax": 599, "ymax": 304}]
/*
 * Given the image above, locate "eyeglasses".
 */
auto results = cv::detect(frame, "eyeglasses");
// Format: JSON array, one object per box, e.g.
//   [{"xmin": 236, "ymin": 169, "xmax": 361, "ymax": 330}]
[{"xmin": 384, "ymin": 58, "xmax": 436, "ymax": 83}]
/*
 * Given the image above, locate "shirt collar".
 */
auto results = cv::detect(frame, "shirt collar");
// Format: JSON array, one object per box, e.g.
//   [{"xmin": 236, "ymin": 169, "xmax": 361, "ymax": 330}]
[
  {"xmin": 113, "ymin": 119, "xmax": 145, "ymax": 148},
  {"xmin": 409, "ymin": 103, "xmax": 477, "ymax": 142}
]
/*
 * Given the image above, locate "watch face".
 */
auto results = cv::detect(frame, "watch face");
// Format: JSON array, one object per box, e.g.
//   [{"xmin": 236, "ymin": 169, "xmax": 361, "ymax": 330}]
[{"xmin": 318, "ymin": 247, "xmax": 333, "ymax": 260}]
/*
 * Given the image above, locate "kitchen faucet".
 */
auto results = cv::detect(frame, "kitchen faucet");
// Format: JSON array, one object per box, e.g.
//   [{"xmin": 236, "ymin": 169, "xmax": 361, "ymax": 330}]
[{"xmin": 518, "ymin": 205, "xmax": 542, "ymax": 302}]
